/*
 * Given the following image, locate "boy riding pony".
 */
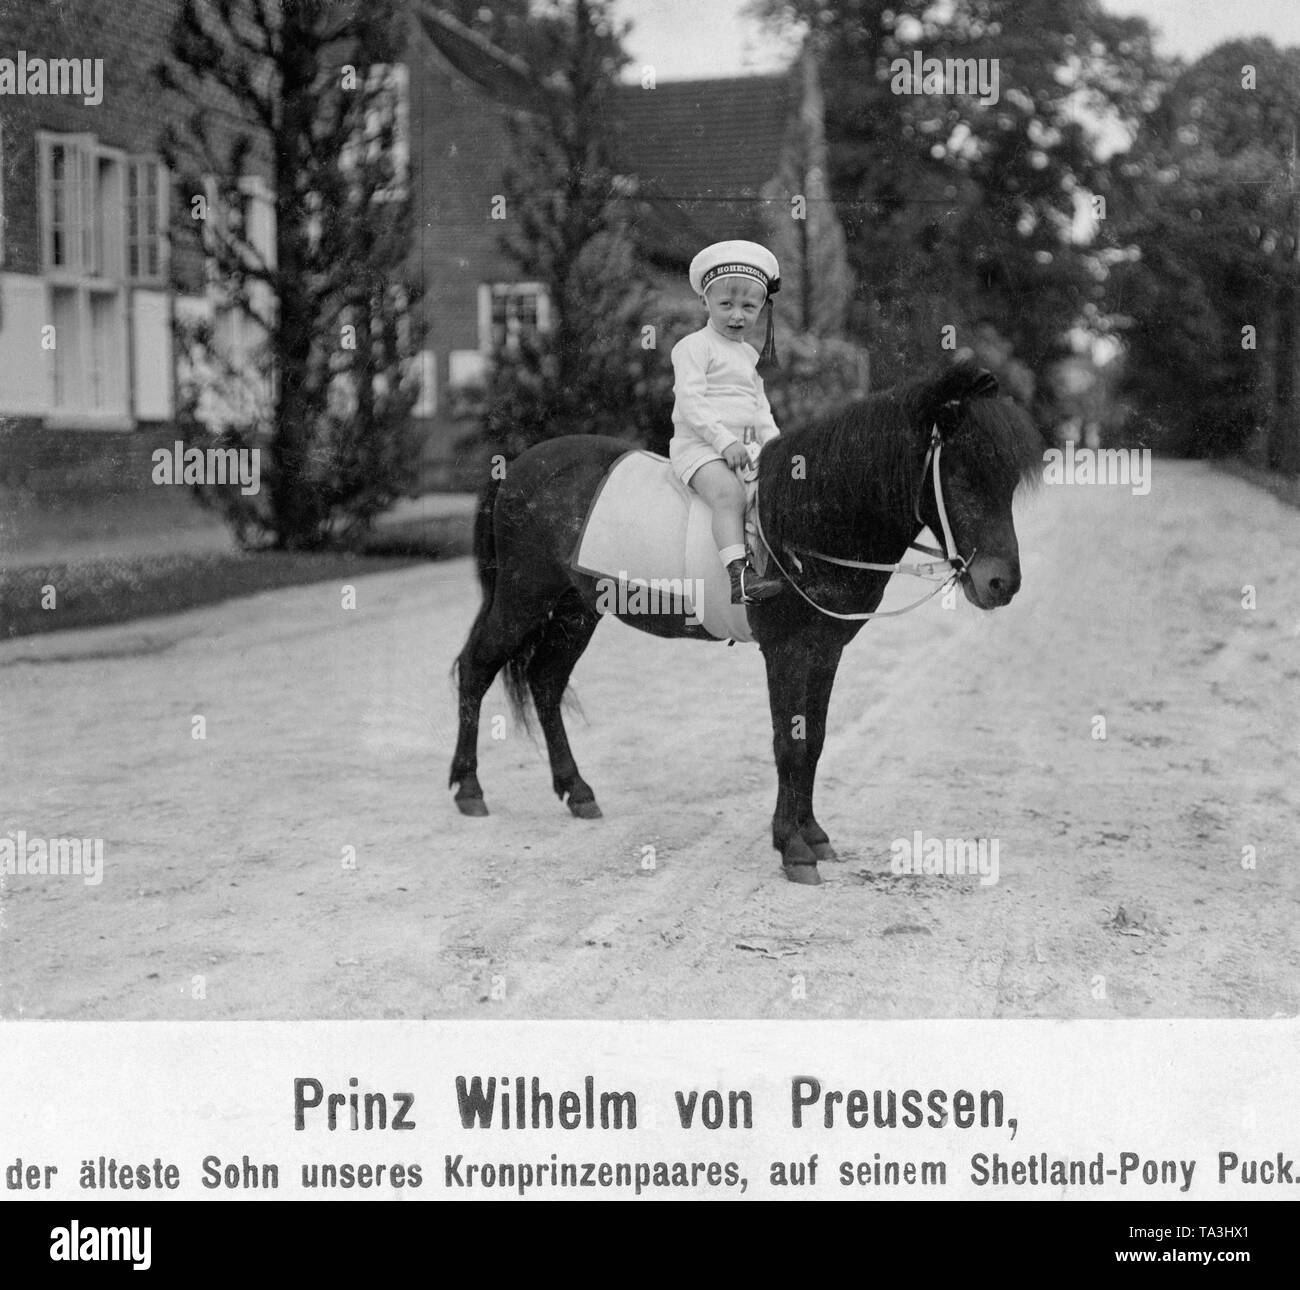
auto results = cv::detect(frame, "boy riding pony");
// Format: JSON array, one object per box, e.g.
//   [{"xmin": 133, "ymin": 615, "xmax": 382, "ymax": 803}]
[{"xmin": 669, "ymin": 239, "xmax": 785, "ymax": 605}]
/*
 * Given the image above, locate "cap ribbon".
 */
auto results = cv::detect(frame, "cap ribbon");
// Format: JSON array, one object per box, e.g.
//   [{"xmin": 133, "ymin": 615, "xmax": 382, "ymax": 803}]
[{"xmin": 701, "ymin": 262, "xmax": 776, "ymax": 294}]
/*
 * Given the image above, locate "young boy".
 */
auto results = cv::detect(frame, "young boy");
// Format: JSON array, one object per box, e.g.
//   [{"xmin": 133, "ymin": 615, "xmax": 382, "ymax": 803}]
[{"xmin": 669, "ymin": 239, "xmax": 784, "ymax": 605}]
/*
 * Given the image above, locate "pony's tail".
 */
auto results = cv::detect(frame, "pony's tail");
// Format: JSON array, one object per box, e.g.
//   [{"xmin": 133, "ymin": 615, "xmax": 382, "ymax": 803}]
[{"xmin": 501, "ymin": 653, "xmax": 535, "ymax": 733}]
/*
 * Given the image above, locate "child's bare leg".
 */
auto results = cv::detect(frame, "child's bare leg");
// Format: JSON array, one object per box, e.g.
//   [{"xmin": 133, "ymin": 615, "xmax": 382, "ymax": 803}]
[
  {"xmin": 690, "ymin": 460, "xmax": 782, "ymax": 602},
  {"xmin": 689, "ymin": 461, "xmax": 745, "ymax": 557}
]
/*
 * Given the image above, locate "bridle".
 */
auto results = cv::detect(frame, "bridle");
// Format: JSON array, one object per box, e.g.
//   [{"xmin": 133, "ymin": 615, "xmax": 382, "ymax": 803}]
[{"xmin": 754, "ymin": 423, "xmax": 976, "ymax": 621}]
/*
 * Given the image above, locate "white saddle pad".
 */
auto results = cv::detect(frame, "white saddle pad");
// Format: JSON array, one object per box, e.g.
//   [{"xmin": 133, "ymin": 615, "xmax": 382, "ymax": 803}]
[{"xmin": 570, "ymin": 449, "xmax": 754, "ymax": 643}]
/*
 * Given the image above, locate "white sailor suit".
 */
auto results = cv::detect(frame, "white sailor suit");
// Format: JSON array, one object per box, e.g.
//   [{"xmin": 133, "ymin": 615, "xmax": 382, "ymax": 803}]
[{"xmin": 668, "ymin": 324, "xmax": 780, "ymax": 486}]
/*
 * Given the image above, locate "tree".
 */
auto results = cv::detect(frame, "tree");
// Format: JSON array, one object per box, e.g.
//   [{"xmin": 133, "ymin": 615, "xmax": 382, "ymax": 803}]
[
  {"xmin": 158, "ymin": 0, "xmax": 425, "ymax": 549},
  {"xmin": 748, "ymin": 0, "xmax": 1162, "ymax": 413},
  {"xmin": 476, "ymin": 0, "xmax": 658, "ymax": 455},
  {"xmin": 1112, "ymin": 39, "xmax": 1300, "ymax": 469}
]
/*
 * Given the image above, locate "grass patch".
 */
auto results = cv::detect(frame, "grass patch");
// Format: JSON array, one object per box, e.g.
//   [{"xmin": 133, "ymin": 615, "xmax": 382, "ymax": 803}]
[{"xmin": 1, "ymin": 514, "xmax": 472, "ymax": 640}]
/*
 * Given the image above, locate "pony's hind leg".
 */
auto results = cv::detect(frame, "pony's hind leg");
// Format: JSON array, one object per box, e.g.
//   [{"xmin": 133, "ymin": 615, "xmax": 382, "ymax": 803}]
[
  {"xmin": 450, "ymin": 593, "xmax": 549, "ymax": 816},
  {"xmin": 525, "ymin": 590, "xmax": 603, "ymax": 819},
  {"xmin": 449, "ymin": 619, "xmax": 500, "ymax": 815}
]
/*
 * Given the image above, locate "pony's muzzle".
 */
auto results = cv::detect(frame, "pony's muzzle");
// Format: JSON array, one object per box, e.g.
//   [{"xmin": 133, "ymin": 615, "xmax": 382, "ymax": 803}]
[{"xmin": 964, "ymin": 554, "xmax": 1021, "ymax": 608}]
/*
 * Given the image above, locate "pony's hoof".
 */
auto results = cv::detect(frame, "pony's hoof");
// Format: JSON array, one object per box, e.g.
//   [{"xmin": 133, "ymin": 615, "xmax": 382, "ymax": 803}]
[
  {"xmin": 808, "ymin": 841, "xmax": 838, "ymax": 862},
  {"xmin": 568, "ymin": 799, "xmax": 603, "ymax": 820},
  {"xmin": 779, "ymin": 834, "xmax": 822, "ymax": 883},
  {"xmin": 456, "ymin": 796, "xmax": 489, "ymax": 817}
]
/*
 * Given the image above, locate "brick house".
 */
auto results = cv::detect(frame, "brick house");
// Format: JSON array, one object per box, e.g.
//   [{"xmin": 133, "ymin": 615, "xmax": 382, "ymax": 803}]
[
  {"xmin": 3, "ymin": 2, "xmax": 177, "ymax": 492},
  {"xmin": 0, "ymin": 0, "xmax": 280, "ymax": 497},
  {"xmin": 414, "ymin": 6, "xmax": 837, "ymax": 480},
  {"xmin": 0, "ymin": 1, "xmax": 821, "ymax": 499}
]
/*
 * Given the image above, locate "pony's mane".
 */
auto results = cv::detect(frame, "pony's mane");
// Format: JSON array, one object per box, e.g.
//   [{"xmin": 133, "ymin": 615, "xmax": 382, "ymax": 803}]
[{"xmin": 760, "ymin": 363, "xmax": 1045, "ymax": 556}]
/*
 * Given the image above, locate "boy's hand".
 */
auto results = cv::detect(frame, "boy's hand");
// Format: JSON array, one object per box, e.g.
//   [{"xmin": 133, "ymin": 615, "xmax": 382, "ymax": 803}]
[{"xmin": 722, "ymin": 442, "xmax": 749, "ymax": 469}]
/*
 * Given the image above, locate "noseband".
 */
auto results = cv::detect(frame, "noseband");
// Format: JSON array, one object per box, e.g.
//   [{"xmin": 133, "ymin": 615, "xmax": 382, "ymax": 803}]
[{"xmin": 755, "ymin": 424, "xmax": 976, "ymax": 621}]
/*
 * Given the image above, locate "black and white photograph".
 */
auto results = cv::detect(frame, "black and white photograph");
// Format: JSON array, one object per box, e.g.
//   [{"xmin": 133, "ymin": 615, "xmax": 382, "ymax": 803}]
[{"xmin": 0, "ymin": 0, "xmax": 1296, "ymax": 1236}]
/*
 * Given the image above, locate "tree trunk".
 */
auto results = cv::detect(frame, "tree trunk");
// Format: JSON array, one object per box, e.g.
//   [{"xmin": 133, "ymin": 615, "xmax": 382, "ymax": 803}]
[{"xmin": 272, "ymin": 27, "xmax": 323, "ymax": 547}]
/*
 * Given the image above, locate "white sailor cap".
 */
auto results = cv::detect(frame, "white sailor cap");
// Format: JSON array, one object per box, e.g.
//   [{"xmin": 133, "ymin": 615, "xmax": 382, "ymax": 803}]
[{"xmin": 688, "ymin": 240, "xmax": 781, "ymax": 298}]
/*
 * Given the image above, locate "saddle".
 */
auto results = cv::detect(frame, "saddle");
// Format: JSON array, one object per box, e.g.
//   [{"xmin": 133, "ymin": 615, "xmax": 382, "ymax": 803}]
[{"xmin": 570, "ymin": 449, "xmax": 765, "ymax": 643}]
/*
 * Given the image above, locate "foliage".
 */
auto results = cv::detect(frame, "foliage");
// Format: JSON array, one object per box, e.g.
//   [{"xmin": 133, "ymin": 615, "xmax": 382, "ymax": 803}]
[
  {"xmin": 748, "ymin": 0, "xmax": 1164, "ymax": 418},
  {"xmin": 429, "ymin": 2, "xmax": 652, "ymax": 456},
  {"xmin": 158, "ymin": 0, "xmax": 426, "ymax": 549},
  {"xmin": 1110, "ymin": 39, "xmax": 1300, "ymax": 467}
]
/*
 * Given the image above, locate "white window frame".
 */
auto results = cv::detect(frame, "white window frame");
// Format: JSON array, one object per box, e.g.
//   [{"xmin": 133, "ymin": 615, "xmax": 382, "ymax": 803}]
[
  {"xmin": 478, "ymin": 281, "xmax": 551, "ymax": 356},
  {"xmin": 38, "ymin": 131, "xmax": 95, "ymax": 279},
  {"xmin": 37, "ymin": 130, "xmax": 131, "ymax": 427}
]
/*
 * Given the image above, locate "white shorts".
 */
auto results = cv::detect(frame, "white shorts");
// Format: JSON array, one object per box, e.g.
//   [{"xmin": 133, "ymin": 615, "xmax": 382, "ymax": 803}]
[{"xmin": 668, "ymin": 435, "xmax": 724, "ymax": 487}]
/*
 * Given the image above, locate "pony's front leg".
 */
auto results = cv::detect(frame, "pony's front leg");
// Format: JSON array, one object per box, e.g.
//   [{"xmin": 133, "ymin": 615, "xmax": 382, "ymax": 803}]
[
  {"xmin": 761, "ymin": 633, "xmax": 846, "ymax": 883},
  {"xmin": 797, "ymin": 645, "xmax": 844, "ymax": 862},
  {"xmin": 761, "ymin": 638, "xmax": 821, "ymax": 884}
]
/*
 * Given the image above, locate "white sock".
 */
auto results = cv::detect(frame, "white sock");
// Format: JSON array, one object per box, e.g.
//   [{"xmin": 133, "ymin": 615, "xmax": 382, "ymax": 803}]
[{"xmin": 718, "ymin": 544, "xmax": 747, "ymax": 568}]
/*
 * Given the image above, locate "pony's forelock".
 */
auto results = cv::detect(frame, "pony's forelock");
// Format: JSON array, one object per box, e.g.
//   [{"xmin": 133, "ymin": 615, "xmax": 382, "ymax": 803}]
[{"xmin": 944, "ymin": 398, "xmax": 1046, "ymax": 499}]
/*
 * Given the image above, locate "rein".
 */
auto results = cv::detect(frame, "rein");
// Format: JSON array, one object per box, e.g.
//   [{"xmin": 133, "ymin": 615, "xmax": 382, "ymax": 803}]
[{"xmin": 755, "ymin": 424, "xmax": 975, "ymax": 622}]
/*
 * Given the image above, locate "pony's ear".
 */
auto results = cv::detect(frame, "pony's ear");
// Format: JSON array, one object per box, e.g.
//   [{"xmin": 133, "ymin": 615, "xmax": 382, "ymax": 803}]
[
  {"xmin": 920, "ymin": 357, "xmax": 999, "ymax": 435},
  {"xmin": 931, "ymin": 357, "xmax": 999, "ymax": 406}
]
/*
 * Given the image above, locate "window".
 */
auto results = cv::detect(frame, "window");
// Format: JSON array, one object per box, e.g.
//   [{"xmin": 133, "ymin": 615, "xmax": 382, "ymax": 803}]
[
  {"xmin": 479, "ymin": 282, "xmax": 550, "ymax": 356},
  {"xmin": 47, "ymin": 285, "xmax": 126, "ymax": 416},
  {"xmin": 201, "ymin": 175, "xmax": 266, "ymax": 285},
  {"xmin": 199, "ymin": 173, "xmax": 276, "ymax": 426},
  {"xmin": 126, "ymin": 158, "xmax": 168, "ymax": 281},
  {"xmin": 201, "ymin": 173, "xmax": 275, "ymax": 321},
  {"xmin": 93, "ymin": 151, "xmax": 126, "ymax": 279},
  {"xmin": 50, "ymin": 286, "xmax": 78, "ymax": 407},
  {"xmin": 38, "ymin": 131, "xmax": 133, "ymax": 423},
  {"xmin": 43, "ymin": 135, "xmax": 94, "ymax": 274},
  {"xmin": 88, "ymin": 292, "xmax": 123, "ymax": 410}
]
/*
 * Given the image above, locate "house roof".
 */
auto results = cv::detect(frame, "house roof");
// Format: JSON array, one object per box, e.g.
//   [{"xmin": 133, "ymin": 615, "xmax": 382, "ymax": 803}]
[
  {"xmin": 414, "ymin": 6, "xmax": 796, "ymax": 267},
  {"xmin": 413, "ymin": 2, "xmax": 543, "ymax": 111},
  {"xmin": 610, "ymin": 75, "xmax": 795, "ymax": 264}
]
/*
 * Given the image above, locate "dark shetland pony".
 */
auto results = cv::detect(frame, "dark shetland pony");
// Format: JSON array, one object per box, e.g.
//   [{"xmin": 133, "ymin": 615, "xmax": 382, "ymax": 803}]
[{"xmin": 450, "ymin": 359, "xmax": 1044, "ymax": 884}]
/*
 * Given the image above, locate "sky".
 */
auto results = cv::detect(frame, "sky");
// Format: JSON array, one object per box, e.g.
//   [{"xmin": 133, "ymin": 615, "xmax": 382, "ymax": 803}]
[{"xmin": 611, "ymin": 0, "xmax": 1300, "ymax": 80}]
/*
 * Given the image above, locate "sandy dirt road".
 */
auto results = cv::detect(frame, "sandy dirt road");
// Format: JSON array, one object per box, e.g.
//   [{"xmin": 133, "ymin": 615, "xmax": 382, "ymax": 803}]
[{"xmin": 1, "ymin": 461, "xmax": 1297, "ymax": 1019}]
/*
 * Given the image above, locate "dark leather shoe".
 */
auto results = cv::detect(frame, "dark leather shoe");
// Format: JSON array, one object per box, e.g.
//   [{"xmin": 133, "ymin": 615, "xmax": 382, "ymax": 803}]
[{"xmin": 728, "ymin": 558, "xmax": 783, "ymax": 604}]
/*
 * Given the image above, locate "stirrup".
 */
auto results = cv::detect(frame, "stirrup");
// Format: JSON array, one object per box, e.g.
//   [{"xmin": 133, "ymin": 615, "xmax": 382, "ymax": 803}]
[{"xmin": 730, "ymin": 560, "xmax": 781, "ymax": 605}]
